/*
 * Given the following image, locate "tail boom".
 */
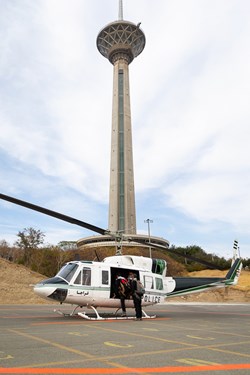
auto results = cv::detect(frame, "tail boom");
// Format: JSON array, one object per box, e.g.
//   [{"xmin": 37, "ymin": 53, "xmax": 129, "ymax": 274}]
[{"xmin": 166, "ymin": 258, "xmax": 242, "ymax": 298}]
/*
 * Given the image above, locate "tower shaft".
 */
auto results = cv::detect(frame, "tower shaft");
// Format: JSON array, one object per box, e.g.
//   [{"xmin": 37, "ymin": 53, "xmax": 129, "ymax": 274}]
[
  {"xmin": 97, "ymin": 6, "xmax": 145, "ymax": 235},
  {"xmin": 109, "ymin": 58, "xmax": 136, "ymax": 234}
]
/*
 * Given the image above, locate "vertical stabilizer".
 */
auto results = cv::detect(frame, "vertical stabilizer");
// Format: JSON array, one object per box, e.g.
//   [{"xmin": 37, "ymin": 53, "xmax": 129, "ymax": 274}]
[{"xmin": 226, "ymin": 258, "xmax": 242, "ymax": 286}]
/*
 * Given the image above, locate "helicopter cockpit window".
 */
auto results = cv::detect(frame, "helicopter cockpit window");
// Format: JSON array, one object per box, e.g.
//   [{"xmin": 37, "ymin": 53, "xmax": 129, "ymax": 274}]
[
  {"xmin": 72, "ymin": 267, "xmax": 91, "ymax": 285},
  {"xmin": 102, "ymin": 270, "xmax": 109, "ymax": 285},
  {"xmin": 82, "ymin": 267, "xmax": 91, "ymax": 285},
  {"xmin": 74, "ymin": 271, "xmax": 81, "ymax": 285},
  {"xmin": 144, "ymin": 275, "xmax": 154, "ymax": 289},
  {"xmin": 155, "ymin": 277, "xmax": 163, "ymax": 290},
  {"xmin": 57, "ymin": 263, "xmax": 78, "ymax": 283}
]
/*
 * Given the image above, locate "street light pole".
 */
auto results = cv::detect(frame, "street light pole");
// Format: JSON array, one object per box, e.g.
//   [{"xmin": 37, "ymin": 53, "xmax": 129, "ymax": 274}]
[{"xmin": 144, "ymin": 219, "xmax": 153, "ymax": 258}]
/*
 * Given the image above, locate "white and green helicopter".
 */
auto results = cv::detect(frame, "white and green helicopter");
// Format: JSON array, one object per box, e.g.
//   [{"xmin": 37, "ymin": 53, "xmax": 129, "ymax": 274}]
[{"xmin": 0, "ymin": 193, "xmax": 242, "ymax": 320}]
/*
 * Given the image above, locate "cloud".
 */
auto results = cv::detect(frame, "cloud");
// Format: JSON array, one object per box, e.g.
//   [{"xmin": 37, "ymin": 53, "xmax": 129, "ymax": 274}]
[{"xmin": 0, "ymin": 0, "xmax": 249, "ymax": 259}]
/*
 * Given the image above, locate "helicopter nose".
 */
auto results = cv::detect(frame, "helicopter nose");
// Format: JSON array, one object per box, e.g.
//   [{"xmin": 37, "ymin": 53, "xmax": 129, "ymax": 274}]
[
  {"xmin": 34, "ymin": 283, "xmax": 55, "ymax": 299},
  {"xmin": 34, "ymin": 283, "xmax": 68, "ymax": 302}
]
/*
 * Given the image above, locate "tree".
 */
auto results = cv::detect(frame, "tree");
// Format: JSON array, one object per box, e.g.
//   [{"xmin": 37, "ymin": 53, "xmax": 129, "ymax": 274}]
[
  {"xmin": 0, "ymin": 240, "xmax": 10, "ymax": 259},
  {"xmin": 15, "ymin": 227, "xmax": 45, "ymax": 249},
  {"xmin": 29, "ymin": 246, "xmax": 69, "ymax": 277},
  {"xmin": 15, "ymin": 227, "xmax": 45, "ymax": 265}
]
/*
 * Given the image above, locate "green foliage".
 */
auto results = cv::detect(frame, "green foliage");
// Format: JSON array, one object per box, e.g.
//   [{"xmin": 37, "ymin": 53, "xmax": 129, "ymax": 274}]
[
  {"xmin": 167, "ymin": 244, "xmax": 232, "ymax": 271},
  {"xmin": 242, "ymin": 258, "xmax": 250, "ymax": 268}
]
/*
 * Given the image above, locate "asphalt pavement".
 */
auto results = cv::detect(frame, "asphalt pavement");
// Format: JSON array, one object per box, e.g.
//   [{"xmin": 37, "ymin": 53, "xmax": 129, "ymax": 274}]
[{"xmin": 0, "ymin": 303, "xmax": 250, "ymax": 374}]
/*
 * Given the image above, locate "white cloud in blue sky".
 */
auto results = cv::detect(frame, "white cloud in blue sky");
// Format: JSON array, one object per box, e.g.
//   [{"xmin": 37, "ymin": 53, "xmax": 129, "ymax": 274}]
[{"xmin": 0, "ymin": 0, "xmax": 250, "ymax": 259}]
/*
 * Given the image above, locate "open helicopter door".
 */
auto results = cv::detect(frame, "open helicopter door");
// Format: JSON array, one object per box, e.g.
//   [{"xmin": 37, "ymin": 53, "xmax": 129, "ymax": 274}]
[{"xmin": 110, "ymin": 267, "xmax": 140, "ymax": 298}]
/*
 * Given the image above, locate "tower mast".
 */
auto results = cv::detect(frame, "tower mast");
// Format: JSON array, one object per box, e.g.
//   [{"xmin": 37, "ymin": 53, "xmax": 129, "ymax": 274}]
[
  {"xmin": 118, "ymin": 0, "xmax": 123, "ymax": 20},
  {"xmin": 97, "ymin": 1, "xmax": 145, "ymax": 234}
]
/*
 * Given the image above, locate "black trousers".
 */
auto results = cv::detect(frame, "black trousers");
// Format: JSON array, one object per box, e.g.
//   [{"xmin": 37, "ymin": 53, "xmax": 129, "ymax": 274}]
[
  {"xmin": 120, "ymin": 297, "xmax": 126, "ymax": 313},
  {"xmin": 133, "ymin": 295, "xmax": 142, "ymax": 318}
]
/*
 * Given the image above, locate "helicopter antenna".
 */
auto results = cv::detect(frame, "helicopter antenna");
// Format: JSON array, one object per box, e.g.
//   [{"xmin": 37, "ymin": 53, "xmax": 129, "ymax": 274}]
[
  {"xmin": 118, "ymin": 0, "xmax": 123, "ymax": 20},
  {"xmin": 94, "ymin": 249, "xmax": 101, "ymax": 262},
  {"xmin": 115, "ymin": 241, "xmax": 123, "ymax": 256},
  {"xmin": 115, "ymin": 232, "xmax": 123, "ymax": 255},
  {"xmin": 232, "ymin": 239, "xmax": 240, "ymax": 265}
]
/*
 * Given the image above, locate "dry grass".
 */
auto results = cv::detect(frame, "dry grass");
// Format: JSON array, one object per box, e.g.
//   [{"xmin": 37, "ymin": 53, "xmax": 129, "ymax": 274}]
[{"xmin": 0, "ymin": 257, "xmax": 55, "ymax": 304}]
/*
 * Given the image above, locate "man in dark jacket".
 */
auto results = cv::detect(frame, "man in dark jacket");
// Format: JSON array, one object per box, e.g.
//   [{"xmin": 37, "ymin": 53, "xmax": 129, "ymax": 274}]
[{"xmin": 128, "ymin": 273, "xmax": 142, "ymax": 320}]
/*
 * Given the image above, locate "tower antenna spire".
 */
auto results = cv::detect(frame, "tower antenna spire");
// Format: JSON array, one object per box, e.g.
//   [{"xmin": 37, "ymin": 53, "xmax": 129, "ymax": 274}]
[{"xmin": 118, "ymin": 0, "xmax": 123, "ymax": 20}]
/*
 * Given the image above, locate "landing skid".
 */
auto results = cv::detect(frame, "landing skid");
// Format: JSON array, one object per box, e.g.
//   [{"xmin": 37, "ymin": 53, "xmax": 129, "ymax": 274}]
[
  {"xmin": 54, "ymin": 305, "xmax": 83, "ymax": 317},
  {"xmin": 78, "ymin": 306, "xmax": 156, "ymax": 321},
  {"xmin": 54, "ymin": 305, "xmax": 156, "ymax": 321}
]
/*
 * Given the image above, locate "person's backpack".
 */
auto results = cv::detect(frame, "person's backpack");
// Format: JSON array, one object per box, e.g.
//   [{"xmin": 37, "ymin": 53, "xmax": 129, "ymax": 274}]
[{"xmin": 135, "ymin": 280, "xmax": 145, "ymax": 296}]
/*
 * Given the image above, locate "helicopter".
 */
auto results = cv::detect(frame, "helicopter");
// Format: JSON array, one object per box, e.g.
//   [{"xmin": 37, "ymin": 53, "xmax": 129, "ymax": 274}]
[{"xmin": 0, "ymin": 193, "xmax": 242, "ymax": 320}]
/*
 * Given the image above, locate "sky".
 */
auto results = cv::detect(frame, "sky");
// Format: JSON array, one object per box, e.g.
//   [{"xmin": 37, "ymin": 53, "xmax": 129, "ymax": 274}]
[{"xmin": 0, "ymin": 0, "xmax": 250, "ymax": 259}]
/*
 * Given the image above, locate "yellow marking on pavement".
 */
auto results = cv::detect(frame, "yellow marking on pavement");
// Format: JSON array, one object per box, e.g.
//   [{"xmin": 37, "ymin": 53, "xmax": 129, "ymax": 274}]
[
  {"xmin": 208, "ymin": 345, "xmax": 250, "ymax": 359},
  {"xmin": 142, "ymin": 328, "xmax": 159, "ymax": 331},
  {"xmin": 8, "ymin": 329, "xmax": 95, "ymax": 359},
  {"xmin": 104, "ymin": 342, "xmax": 133, "ymax": 348},
  {"xmin": 7, "ymin": 329, "xmax": 138, "ymax": 372},
  {"xmin": 150, "ymin": 321, "xmax": 250, "ymax": 339},
  {"xmin": 86, "ymin": 324, "xmax": 199, "ymax": 347},
  {"xmin": 0, "ymin": 351, "xmax": 13, "ymax": 360},
  {"xmin": 68, "ymin": 332, "xmax": 88, "ymax": 337},
  {"xmin": 186, "ymin": 335, "xmax": 214, "ymax": 341},
  {"xmin": 177, "ymin": 358, "xmax": 219, "ymax": 366}
]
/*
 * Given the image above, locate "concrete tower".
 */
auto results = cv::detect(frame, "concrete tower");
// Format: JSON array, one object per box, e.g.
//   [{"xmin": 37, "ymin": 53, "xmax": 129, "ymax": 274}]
[
  {"xmin": 97, "ymin": 0, "xmax": 145, "ymax": 235},
  {"xmin": 78, "ymin": 1, "xmax": 169, "ymax": 251}
]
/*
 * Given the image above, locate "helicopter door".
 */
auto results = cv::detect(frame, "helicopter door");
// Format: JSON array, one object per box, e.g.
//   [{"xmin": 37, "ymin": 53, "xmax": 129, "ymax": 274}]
[{"xmin": 110, "ymin": 267, "xmax": 127, "ymax": 298}]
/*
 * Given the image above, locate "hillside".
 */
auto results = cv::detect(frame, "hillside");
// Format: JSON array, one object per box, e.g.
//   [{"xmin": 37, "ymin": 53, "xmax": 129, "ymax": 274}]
[
  {"xmin": 0, "ymin": 257, "xmax": 249, "ymax": 304},
  {"xmin": 0, "ymin": 257, "xmax": 55, "ymax": 304}
]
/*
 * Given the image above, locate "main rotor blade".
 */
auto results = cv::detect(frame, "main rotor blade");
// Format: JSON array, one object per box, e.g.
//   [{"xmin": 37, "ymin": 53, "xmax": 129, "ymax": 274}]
[
  {"xmin": 0, "ymin": 193, "xmax": 223, "ymax": 269},
  {"xmin": 132, "ymin": 238, "xmax": 223, "ymax": 270},
  {"xmin": 0, "ymin": 193, "xmax": 107, "ymax": 235}
]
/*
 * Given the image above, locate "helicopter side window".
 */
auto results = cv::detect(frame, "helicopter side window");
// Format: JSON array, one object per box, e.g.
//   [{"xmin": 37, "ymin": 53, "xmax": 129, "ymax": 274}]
[
  {"xmin": 57, "ymin": 263, "xmax": 78, "ymax": 283},
  {"xmin": 144, "ymin": 275, "xmax": 154, "ymax": 289},
  {"xmin": 155, "ymin": 277, "xmax": 163, "ymax": 290},
  {"xmin": 102, "ymin": 270, "xmax": 109, "ymax": 285},
  {"xmin": 82, "ymin": 267, "xmax": 91, "ymax": 285}
]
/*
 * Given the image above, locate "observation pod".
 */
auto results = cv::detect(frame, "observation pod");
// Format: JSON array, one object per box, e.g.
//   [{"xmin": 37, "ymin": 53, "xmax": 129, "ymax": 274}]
[{"xmin": 97, "ymin": 20, "xmax": 146, "ymax": 65}]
